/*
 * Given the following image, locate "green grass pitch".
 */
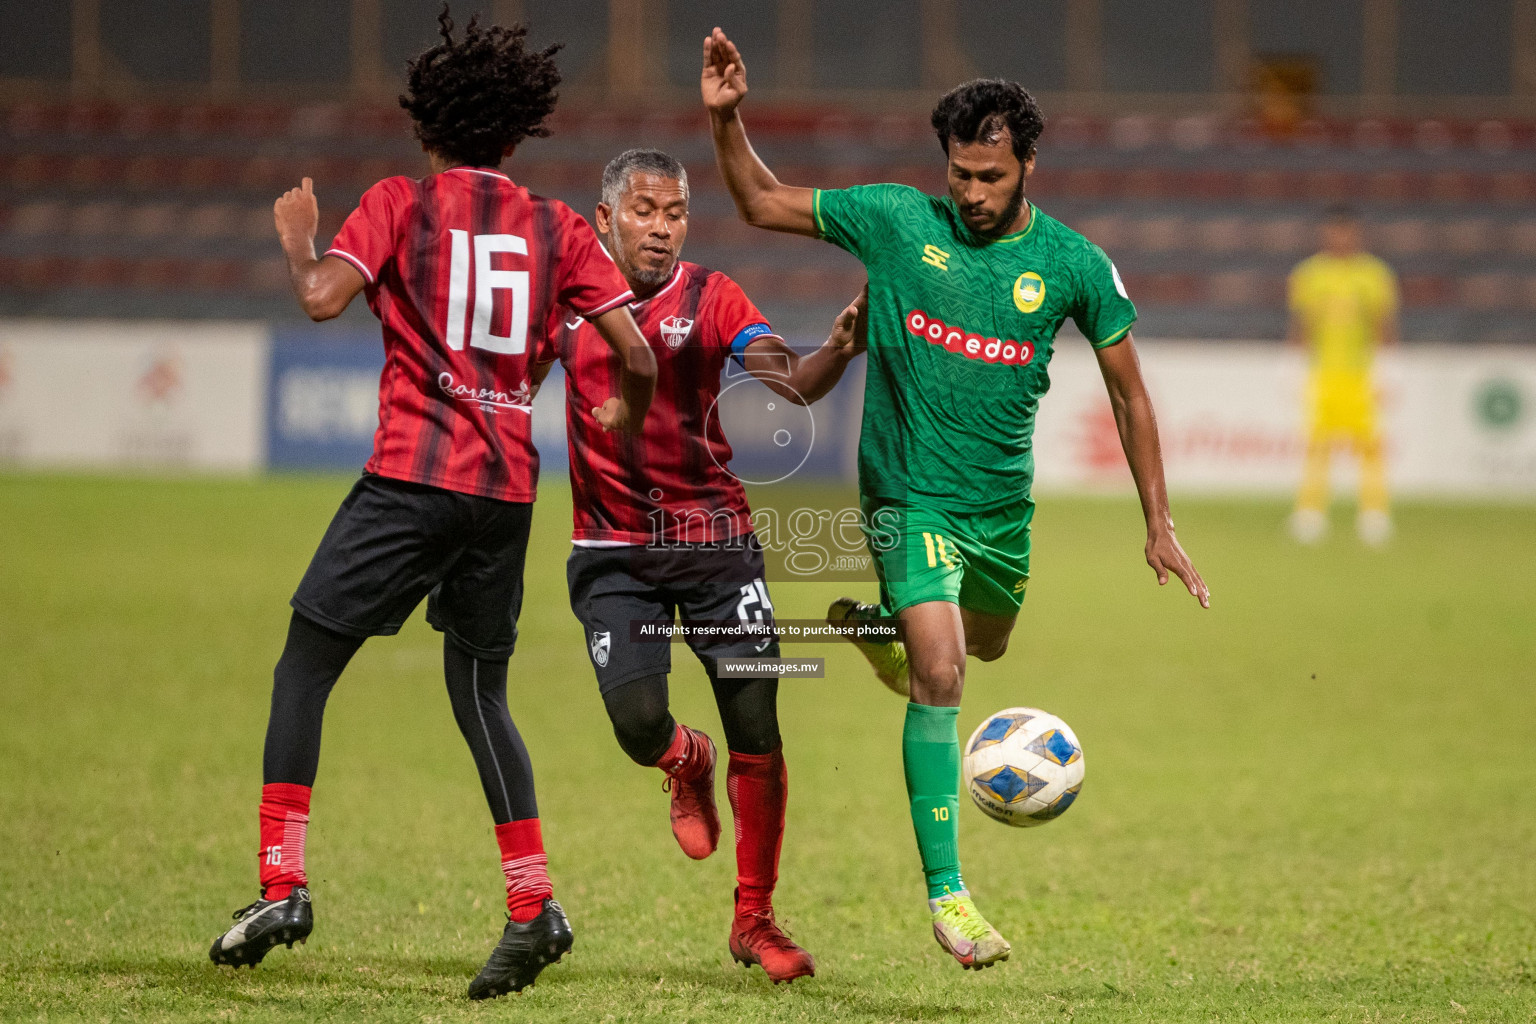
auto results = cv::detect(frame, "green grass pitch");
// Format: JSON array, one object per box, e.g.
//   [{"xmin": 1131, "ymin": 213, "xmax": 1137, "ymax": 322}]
[{"xmin": 2, "ymin": 473, "xmax": 1533, "ymax": 1022}]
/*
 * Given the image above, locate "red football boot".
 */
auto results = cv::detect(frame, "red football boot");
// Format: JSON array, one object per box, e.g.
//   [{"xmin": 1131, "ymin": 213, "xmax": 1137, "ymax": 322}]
[
  {"xmin": 729, "ymin": 897, "xmax": 816, "ymax": 984},
  {"xmin": 659, "ymin": 725, "xmax": 720, "ymax": 860}
]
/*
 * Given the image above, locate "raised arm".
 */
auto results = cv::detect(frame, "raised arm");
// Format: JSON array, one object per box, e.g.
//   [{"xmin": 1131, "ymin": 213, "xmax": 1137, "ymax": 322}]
[
  {"xmin": 742, "ymin": 287, "xmax": 867, "ymax": 405},
  {"xmin": 275, "ymin": 178, "xmax": 365, "ymax": 321},
  {"xmin": 587, "ymin": 306, "xmax": 658, "ymax": 434},
  {"xmin": 1094, "ymin": 335, "xmax": 1210, "ymax": 608},
  {"xmin": 702, "ymin": 27, "xmax": 817, "ymax": 237}
]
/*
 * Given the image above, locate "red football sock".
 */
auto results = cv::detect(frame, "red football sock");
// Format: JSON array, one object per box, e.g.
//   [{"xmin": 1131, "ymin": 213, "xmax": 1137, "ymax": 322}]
[
  {"xmin": 258, "ymin": 783, "xmax": 311, "ymax": 901},
  {"xmin": 656, "ymin": 724, "xmax": 707, "ymax": 779},
  {"xmin": 727, "ymin": 747, "xmax": 787, "ymax": 916},
  {"xmin": 495, "ymin": 818, "xmax": 553, "ymax": 922}
]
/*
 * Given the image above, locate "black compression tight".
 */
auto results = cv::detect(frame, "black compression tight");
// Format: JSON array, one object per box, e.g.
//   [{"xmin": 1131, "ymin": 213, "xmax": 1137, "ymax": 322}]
[
  {"xmin": 263, "ymin": 612, "xmax": 365, "ymax": 787},
  {"xmin": 602, "ymin": 668, "xmax": 781, "ymax": 765},
  {"xmin": 603, "ymin": 673, "xmax": 677, "ymax": 765},
  {"xmin": 262, "ymin": 611, "xmax": 537, "ymax": 824},
  {"xmin": 442, "ymin": 637, "xmax": 538, "ymax": 824}
]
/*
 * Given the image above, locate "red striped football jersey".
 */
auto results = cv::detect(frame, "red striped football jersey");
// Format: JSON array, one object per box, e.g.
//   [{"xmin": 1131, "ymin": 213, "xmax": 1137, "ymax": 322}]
[
  {"xmin": 325, "ymin": 167, "xmax": 633, "ymax": 502},
  {"xmin": 545, "ymin": 261, "xmax": 774, "ymax": 544}
]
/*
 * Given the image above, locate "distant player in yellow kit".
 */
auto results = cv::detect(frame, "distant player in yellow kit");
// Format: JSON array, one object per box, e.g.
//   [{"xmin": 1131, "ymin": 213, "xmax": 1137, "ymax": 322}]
[{"xmin": 1288, "ymin": 205, "xmax": 1398, "ymax": 546}]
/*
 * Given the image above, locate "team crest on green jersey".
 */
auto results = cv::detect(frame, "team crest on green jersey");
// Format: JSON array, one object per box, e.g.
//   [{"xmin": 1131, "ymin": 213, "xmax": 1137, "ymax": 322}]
[{"xmin": 1013, "ymin": 272, "xmax": 1045, "ymax": 314}]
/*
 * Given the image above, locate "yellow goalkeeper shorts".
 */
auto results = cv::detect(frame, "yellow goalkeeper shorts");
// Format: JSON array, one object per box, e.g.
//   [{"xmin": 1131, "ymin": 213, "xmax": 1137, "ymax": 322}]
[{"xmin": 1307, "ymin": 370, "xmax": 1379, "ymax": 441}]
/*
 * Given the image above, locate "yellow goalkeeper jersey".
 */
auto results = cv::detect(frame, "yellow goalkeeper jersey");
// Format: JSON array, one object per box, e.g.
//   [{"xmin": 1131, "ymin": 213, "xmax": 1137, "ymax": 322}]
[{"xmin": 1288, "ymin": 252, "xmax": 1397, "ymax": 374}]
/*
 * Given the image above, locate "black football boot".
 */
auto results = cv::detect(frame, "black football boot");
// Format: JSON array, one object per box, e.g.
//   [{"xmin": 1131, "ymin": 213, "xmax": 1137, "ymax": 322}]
[
  {"xmin": 209, "ymin": 887, "xmax": 313, "ymax": 967},
  {"xmin": 467, "ymin": 898, "xmax": 573, "ymax": 999}
]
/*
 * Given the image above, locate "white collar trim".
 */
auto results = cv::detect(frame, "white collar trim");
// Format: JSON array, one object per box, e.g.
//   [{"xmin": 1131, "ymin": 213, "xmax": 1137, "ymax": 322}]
[{"xmin": 445, "ymin": 167, "xmax": 511, "ymax": 181}]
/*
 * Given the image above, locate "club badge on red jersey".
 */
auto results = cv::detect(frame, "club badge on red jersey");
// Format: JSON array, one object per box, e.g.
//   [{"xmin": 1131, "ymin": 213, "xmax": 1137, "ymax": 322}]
[{"xmin": 660, "ymin": 316, "xmax": 694, "ymax": 350}]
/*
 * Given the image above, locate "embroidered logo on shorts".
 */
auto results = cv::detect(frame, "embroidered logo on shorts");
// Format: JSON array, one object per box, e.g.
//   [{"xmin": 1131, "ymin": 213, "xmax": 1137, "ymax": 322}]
[{"xmin": 590, "ymin": 630, "xmax": 611, "ymax": 668}]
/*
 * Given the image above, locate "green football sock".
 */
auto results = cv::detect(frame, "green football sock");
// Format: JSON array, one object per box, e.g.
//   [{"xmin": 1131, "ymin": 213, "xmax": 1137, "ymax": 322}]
[{"xmin": 903, "ymin": 701, "xmax": 964, "ymax": 900}]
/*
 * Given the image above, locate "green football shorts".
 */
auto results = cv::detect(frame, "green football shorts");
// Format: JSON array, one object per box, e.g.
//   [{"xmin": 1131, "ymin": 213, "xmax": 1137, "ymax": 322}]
[{"xmin": 860, "ymin": 494, "xmax": 1034, "ymax": 618}]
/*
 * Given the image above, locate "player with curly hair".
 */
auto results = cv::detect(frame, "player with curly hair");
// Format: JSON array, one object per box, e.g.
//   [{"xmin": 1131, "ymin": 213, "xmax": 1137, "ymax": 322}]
[
  {"xmin": 703, "ymin": 28, "xmax": 1208, "ymax": 969},
  {"xmin": 208, "ymin": 8, "xmax": 656, "ymax": 1000}
]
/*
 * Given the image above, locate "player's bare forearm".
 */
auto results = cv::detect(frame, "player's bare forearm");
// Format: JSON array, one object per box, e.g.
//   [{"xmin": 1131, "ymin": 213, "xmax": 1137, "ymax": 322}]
[
  {"xmin": 788, "ymin": 339, "xmax": 858, "ymax": 404},
  {"xmin": 746, "ymin": 337, "xmax": 853, "ymax": 406},
  {"xmin": 283, "ymin": 250, "xmax": 363, "ymax": 322},
  {"xmin": 590, "ymin": 306, "xmax": 657, "ymax": 434},
  {"xmin": 275, "ymin": 177, "xmax": 363, "ymax": 321},
  {"xmin": 702, "ymin": 27, "xmax": 817, "ymax": 236},
  {"xmin": 709, "ymin": 112, "xmax": 817, "ymax": 236},
  {"xmin": 1095, "ymin": 336, "xmax": 1210, "ymax": 607},
  {"xmin": 529, "ymin": 356, "xmax": 557, "ymax": 399},
  {"xmin": 745, "ymin": 289, "xmax": 865, "ymax": 405},
  {"xmin": 617, "ymin": 345, "xmax": 657, "ymax": 431},
  {"xmin": 1116, "ymin": 385, "xmax": 1172, "ymax": 533}
]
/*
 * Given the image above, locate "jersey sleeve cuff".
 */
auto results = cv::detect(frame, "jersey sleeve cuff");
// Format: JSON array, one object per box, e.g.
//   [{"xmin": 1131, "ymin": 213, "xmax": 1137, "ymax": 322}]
[
  {"xmin": 575, "ymin": 289, "xmax": 636, "ymax": 319},
  {"xmin": 577, "ymin": 290, "xmax": 635, "ymax": 317},
  {"xmin": 1092, "ymin": 322, "xmax": 1134, "ymax": 349},
  {"xmin": 324, "ymin": 248, "xmax": 375, "ymax": 284},
  {"xmin": 812, "ymin": 189, "xmax": 828, "ymax": 239}
]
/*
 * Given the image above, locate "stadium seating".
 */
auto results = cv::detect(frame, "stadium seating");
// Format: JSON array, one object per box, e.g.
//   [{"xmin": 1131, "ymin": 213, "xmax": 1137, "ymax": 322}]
[{"xmin": 2, "ymin": 100, "xmax": 1533, "ymax": 341}]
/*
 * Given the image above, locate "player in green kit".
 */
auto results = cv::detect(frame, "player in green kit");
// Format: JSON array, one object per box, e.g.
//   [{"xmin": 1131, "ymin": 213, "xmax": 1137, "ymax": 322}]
[{"xmin": 702, "ymin": 29, "xmax": 1210, "ymax": 969}]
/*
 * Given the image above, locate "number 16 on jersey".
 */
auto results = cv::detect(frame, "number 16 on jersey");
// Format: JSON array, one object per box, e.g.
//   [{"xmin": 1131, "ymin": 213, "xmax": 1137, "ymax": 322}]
[{"xmin": 446, "ymin": 231, "xmax": 529, "ymax": 355}]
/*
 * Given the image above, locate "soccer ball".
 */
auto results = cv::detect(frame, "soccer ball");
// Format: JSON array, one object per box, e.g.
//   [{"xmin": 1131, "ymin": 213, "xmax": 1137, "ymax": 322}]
[{"xmin": 963, "ymin": 707, "xmax": 1084, "ymax": 827}]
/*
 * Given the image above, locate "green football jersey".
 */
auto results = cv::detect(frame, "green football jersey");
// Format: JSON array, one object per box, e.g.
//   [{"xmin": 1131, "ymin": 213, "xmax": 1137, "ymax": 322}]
[{"xmin": 814, "ymin": 184, "xmax": 1136, "ymax": 510}]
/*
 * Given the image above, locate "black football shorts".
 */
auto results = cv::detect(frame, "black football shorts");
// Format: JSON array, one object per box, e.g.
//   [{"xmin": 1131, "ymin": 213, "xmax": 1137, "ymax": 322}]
[
  {"xmin": 565, "ymin": 539, "xmax": 780, "ymax": 693},
  {"xmin": 291, "ymin": 473, "xmax": 531, "ymax": 659}
]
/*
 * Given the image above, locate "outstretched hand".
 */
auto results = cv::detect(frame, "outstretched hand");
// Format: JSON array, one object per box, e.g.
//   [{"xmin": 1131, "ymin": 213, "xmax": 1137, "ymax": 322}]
[
  {"xmin": 1147, "ymin": 528, "xmax": 1210, "ymax": 608},
  {"xmin": 829, "ymin": 285, "xmax": 869, "ymax": 356},
  {"xmin": 701, "ymin": 27, "xmax": 748, "ymax": 115},
  {"xmin": 274, "ymin": 177, "xmax": 319, "ymax": 248}
]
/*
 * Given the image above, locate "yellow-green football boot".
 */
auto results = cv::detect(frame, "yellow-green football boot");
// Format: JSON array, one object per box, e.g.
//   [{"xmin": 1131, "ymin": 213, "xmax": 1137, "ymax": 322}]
[
  {"xmin": 827, "ymin": 597, "xmax": 909, "ymax": 696},
  {"xmin": 928, "ymin": 888, "xmax": 1010, "ymax": 970}
]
